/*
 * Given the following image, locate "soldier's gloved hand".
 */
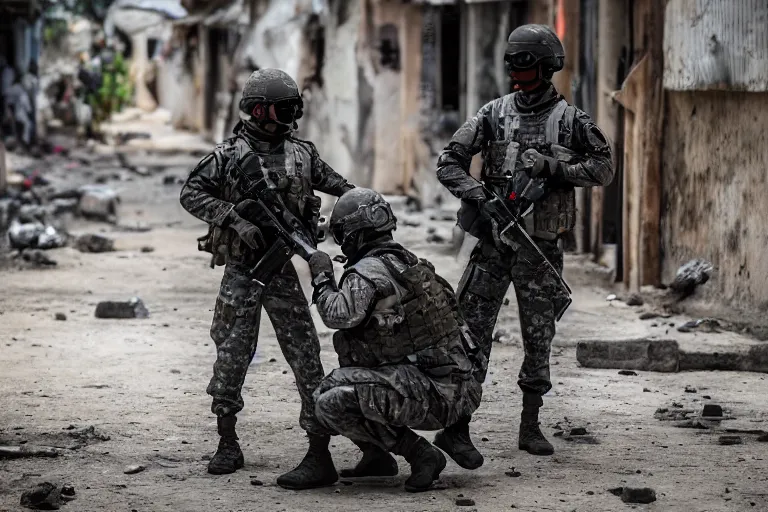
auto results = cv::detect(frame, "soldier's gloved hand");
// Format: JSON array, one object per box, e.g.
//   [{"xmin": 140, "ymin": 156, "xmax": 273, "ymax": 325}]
[
  {"xmin": 308, "ymin": 250, "xmax": 334, "ymax": 280},
  {"xmin": 521, "ymin": 148, "xmax": 563, "ymax": 181},
  {"xmin": 226, "ymin": 210, "xmax": 265, "ymax": 250}
]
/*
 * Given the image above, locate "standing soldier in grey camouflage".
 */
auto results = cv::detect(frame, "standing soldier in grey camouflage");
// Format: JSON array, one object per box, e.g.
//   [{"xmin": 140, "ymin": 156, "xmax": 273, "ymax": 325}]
[
  {"xmin": 305, "ymin": 188, "xmax": 485, "ymax": 492},
  {"xmin": 433, "ymin": 25, "xmax": 614, "ymax": 465},
  {"xmin": 179, "ymin": 69, "xmax": 354, "ymax": 489}
]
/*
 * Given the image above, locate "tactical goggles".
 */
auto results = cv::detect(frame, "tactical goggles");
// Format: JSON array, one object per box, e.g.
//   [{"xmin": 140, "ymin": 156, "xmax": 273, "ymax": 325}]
[
  {"xmin": 504, "ymin": 51, "xmax": 541, "ymax": 71},
  {"xmin": 272, "ymin": 100, "xmax": 302, "ymax": 124},
  {"xmin": 331, "ymin": 202, "xmax": 395, "ymax": 245}
]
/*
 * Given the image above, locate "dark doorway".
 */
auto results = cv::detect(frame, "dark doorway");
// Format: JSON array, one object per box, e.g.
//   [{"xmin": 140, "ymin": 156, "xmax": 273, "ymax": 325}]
[{"xmin": 439, "ymin": 6, "xmax": 460, "ymax": 110}]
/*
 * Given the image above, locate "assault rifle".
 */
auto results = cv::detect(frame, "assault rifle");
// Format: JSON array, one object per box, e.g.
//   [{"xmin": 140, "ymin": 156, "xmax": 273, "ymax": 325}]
[
  {"xmin": 480, "ymin": 143, "xmax": 579, "ymax": 321},
  {"xmin": 234, "ymin": 177, "xmax": 319, "ymax": 286}
]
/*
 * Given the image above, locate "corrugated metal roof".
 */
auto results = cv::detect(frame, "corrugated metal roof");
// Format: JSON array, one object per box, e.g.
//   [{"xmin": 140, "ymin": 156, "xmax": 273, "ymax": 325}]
[
  {"xmin": 112, "ymin": 0, "xmax": 188, "ymax": 19},
  {"xmin": 664, "ymin": 0, "xmax": 768, "ymax": 91}
]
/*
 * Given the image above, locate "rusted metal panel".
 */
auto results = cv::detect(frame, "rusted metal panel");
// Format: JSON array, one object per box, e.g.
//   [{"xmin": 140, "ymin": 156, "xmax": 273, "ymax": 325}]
[
  {"xmin": 664, "ymin": 0, "xmax": 768, "ymax": 91},
  {"xmin": 661, "ymin": 91, "xmax": 768, "ymax": 310}
]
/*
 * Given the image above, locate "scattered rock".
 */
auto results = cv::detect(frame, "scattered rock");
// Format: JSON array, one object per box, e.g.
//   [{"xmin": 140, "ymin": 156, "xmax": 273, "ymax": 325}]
[
  {"xmin": 456, "ymin": 498, "xmax": 476, "ymax": 506},
  {"xmin": 609, "ymin": 486, "xmax": 657, "ymax": 504},
  {"xmin": 757, "ymin": 433, "xmax": 768, "ymax": 442},
  {"xmin": 492, "ymin": 329, "xmax": 509, "ymax": 343},
  {"xmin": 606, "ymin": 294, "xmax": 617, "ymax": 301},
  {"xmin": 718, "ymin": 435, "xmax": 742, "ymax": 446},
  {"xmin": 78, "ymin": 185, "xmax": 120, "ymax": 223},
  {"xmin": 626, "ymin": 293, "xmax": 644, "ymax": 306},
  {"xmin": 140, "ymin": 246, "xmax": 155, "ymax": 253},
  {"xmin": 685, "ymin": 385, "xmax": 697, "ymax": 393},
  {"xmin": 250, "ymin": 479, "xmax": 263, "ymax": 486},
  {"xmin": 123, "ymin": 464, "xmax": 146, "ymax": 475},
  {"xmin": 19, "ymin": 249, "xmax": 57, "ymax": 267},
  {"xmin": 569, "ymin": 427, "xmax": 588, "ymax": 436},
  {"xmin": 639, "ymin": 312, "xmax": 659, "ymax": 320},
  {"xmin": 643, "ymin": 388, "xmax": 651, "ymax": 392},
  {"xmin": 0, "ymin": 445, "xmax": 59, "ymax": 459},
  {"xmin": 60, "ymin": 485, "xmax": 75, "ymax": 498},
  {"xmin": 268, "ymin": 358, "xmax": 277, "ymax": 363},
  {"xmin": 505, "ymin": 469, "xmax": 521, "ymax": 477},
  {"xmin": 618, "ymin": 370, "xmax": 637, "ymax": 376},
  {"xmin": 678, "ymin": 318, "xmax": 721, "ymax": 333},
  {"xmin": 95, "ymin": 298, "xmax": 149, "ymax": 319},
  {"xmin": 670, "ymin": 259, "xmax": 713, "ymax": 300},
  {"xmin": 20, "ymin": 482, "xmax": 62, "ymax": 510},
  {"xmin": 503, "ymin": 298, "xmax": 510, "ymax": 306},
  {"xmin": 481, "ymin": 437, "xmax": 489, "ymax": 442},
  {"xmin": 74, "ymin": 234, "xmax": 115, "ymax": 253},
  {"xmin": 65, "ymin": 425, "xmax": 111, "ymax": 446},
  {"xmin": 702, "ymin": 404, "xmax": 723, "ymax": 417},
  {"xmin": 54, "ymin": 313, "xmax": 67, "ymax": 321}
]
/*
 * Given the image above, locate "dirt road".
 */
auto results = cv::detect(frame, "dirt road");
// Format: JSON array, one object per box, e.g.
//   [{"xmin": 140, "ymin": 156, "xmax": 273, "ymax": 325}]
[{"xmin": 1, "ymin": 155, "xmax": 767, "ymax": 512}]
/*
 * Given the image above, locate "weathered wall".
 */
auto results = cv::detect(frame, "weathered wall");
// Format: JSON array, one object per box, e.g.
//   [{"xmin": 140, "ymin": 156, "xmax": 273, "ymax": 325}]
[
  {"xmin": 301, "ymin": 0, "xmax": 372, "ymax": 188},
  {"xmin": 661, "ymin": 91, "xmax": 768, "ymax": 311}
]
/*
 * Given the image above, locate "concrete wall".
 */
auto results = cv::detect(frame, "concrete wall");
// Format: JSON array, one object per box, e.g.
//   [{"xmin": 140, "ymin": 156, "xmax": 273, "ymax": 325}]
[{"xmin": 660, "ymin": 91, "xmax": 768, "ymax": 312}]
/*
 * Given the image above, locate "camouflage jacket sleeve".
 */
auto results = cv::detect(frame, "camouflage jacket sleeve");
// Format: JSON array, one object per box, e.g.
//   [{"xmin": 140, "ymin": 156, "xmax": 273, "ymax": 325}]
[
  {"xmin": 179, "ymin": 151, "xmax": 234, "ymax": 227},
  {"xmin": 558, "ymin": 109, "xmax": 615, "ymax": 187},
  {"xmin": 436, "ymin": 100, "xmax": 499, "ymax": 199},
  {"xmin": 314, "ymin": 273, "xmax": 377, "ymax": 330},
  {"xmin": 307, "ymin": 142, "xmax": 355, "ymax": 197}
]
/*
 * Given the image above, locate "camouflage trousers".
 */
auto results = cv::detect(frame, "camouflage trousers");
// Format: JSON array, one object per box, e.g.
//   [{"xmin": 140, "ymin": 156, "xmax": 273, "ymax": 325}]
[
  {"xmin": 313, "ymin": 364, "xmax": 481, "ymax": 451},
  {"xmin": 457, "ymin": 235, "xmax": 567, "ymax": 395},
  {"xmin": 207, "ymin": 260, "xmax": 328, "ymax": 435}
]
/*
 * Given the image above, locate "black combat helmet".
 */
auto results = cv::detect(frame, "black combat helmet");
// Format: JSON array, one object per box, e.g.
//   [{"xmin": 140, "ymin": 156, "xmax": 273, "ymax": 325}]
[
  {"xmin": 238, "ymin": 69, "xmax": 304, "ymax": 135},
  {"xmin": 330, "ymin": 188, "xmax": 397, "ymax": 255},
  {"xmin": 504, "ymin": 24, "xmax": 564, "ymax": 81}
]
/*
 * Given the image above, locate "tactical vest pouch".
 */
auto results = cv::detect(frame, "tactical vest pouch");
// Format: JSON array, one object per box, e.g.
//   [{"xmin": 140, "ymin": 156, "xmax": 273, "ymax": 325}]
[
  {"xmin": 481, "ymin": 141, "xmax": 511, "ymax": 180},
  {"xmin": 533, "ymin": 188, "xmax": 576, "ymax": 240}
]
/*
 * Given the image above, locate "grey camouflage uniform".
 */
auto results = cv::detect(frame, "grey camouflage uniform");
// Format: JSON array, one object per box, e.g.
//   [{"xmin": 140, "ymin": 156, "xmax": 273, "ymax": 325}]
[
  {"xmin": 437, "ymin": 87, "xmax": 614, "ymax": 394},
  {"xmin": 312, "ymin": 246, "xmax": 483, "ymax": 451},
  {"xmin": 180, "ymin": 133, "xmax": 353, "ymax": 434}
]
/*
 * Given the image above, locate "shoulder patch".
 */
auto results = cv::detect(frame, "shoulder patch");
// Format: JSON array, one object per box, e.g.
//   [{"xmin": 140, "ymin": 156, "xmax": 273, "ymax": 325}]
[{"xmin": 583, "ymin": 123, "xmax": 610, "ymax": 152}]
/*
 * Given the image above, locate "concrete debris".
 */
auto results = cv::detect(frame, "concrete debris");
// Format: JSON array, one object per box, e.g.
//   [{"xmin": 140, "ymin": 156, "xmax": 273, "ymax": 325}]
[
  {"xmin": 250, "ymin": 479, "xmax": 264, "ymax": 486},
  {"xmin": 609, "ymin": 487, "xmax": 657, "ymax": 504},
  {"xmin": 618, "ymin": 370, "xmax": 638, "ymax": 376},
  {"xmin": 0, "ymin": 445, "xmax": 60, "ymax": 459},
  {"xmin": 702, "ymin": 404, "xmax": 723, "ymax": 417},
  {"xmin": 74, "ymin": 234, "xmax": 115, "ymax": 253},
  {"xmin": 55, "ymin": 313, "xmax": 67, "ymax": 321},
  {"xmin": 576, "ymin": 339, "xmax": 680, "ymax": 372},
  {"xmin": 78, "ymin": 185, "xmax": 120, "ymax": 223},
  {"xmin": 20, "ymin": 482, "xmax": 63, "ymax": 510},
  {"xmin": 685, "ymin": 385, "xmax": 697, "ymax": 393},
  {"xmin": 639, "ymin": 312, "xmax": 659, "ymax": 320},
  {"xmin": 718, "ymin": 435, "xmax": 742, "ymax": 445},
  {"xmin": 677, "ymin": 318, "xmax": 721, "ymax": 333},
  {"xmin": 18, "ymin": 249, "xmax": 58, "ymax": 267},
  {"xmin": 455, "ymin": 498, "xmax": 476, "ymax": 506},
  {"xmin": 140, "ymin": 246, "xmax": 155, "ymax": 253},
  {"xmin": 95, "ymin": 298, "xmax": 149, "ymax": 319},
  {"xmin": 9, "ymin": 221, "xmax": 67, "ymax": 250},
  {"xmin": 626, "ymin": 293, "xmax": 644, "ymax": 306},
  {"xmin": 505, "ymin": 469, "xmax": 522, "ymax": 477},
  {"xmin": 569, "ymin": 427, "xmax": 588, "ymax": 436},
  {"xmin": 123, "ymin": 464, "xmax": 146, "ymax": 475},
  {"xmin": 578, "ymin": 338, "xmax": 768, "ymax": 374},
  {"xmin": 670, "ymin": 259, "xmax": 713, "ymax": 300}
]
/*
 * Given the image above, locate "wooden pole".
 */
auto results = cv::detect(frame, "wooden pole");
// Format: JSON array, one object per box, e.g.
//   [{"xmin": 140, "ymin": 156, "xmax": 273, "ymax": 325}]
[{"xmin": 593, "ymin": 0, "xmax": 626, "ymax": 262}]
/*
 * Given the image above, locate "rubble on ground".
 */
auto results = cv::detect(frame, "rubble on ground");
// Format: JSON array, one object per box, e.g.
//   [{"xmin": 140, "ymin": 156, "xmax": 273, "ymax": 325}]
[{"xmin": 95, "ymin": 297, "xmax": 149, "ymax": 319}]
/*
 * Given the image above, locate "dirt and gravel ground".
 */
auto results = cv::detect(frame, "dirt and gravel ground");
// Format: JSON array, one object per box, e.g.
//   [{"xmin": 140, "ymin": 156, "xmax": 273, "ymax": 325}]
[{"xmin": 1, "ymin": 146, "xmax": 767, "ymax": 512}]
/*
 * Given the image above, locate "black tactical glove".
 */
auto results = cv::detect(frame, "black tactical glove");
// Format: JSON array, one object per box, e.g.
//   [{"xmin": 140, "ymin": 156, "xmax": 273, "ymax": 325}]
[
  {"xmin": 226, "ymin": 209, "xmax": 265, "ymax": 251},
  {"xmin": 308, "ymin": 250, "xmax": 334, "ymax": 280},
  {"xmin": 521, "ymin": 148, "xmax": 564, "ymax": 181}
]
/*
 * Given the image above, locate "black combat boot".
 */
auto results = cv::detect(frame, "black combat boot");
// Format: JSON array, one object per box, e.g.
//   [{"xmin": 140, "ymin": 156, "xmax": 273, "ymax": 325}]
[
  {"xmin": 433, "ymin": 415, "xmax": 484, "ymax": 470},
  {"xmin": 276, "ymin": 434, "xmax": 338, "ymax": 490},
  {"xmin": 208, "ymin": 415, "xmax": 245, "ymax": 475},
  {"xmin": 340, "ymin": 441, "xmax": 399, "ymax": 478},
  {"xmin": 518, "ymin": 393, "xmax": 554, "ymax": 456},
  {"xmin": 392, "ymin": 427, "xmax": 446, "ymax": 493}
]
